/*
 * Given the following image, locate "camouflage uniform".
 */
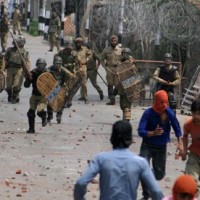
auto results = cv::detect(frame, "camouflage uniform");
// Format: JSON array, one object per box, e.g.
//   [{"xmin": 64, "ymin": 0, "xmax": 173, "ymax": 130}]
[
  {"xmin": 55, "ymin": 47, "xmax": 79, "ymax": 107},
  {"xmin": 48, "ymin": 12, "xmax": 61, "ymax": 52},
  {"xmin": 5, "ymin": 39, "xmax": 31, "ymax": 103},
  {"xmin": 0, "ymin": 12, "xmax": 9, "ymax": 52},
  {"xmin": 56, "ymin": 48, "xmax": 78, "ymax": 73},
  {"xmin": 47, "ymin": 61, "xmax": 73, "ymax": 123},
  {"xmin": 101, "ymin": 44, "xmax": 122, "ymax": 104},
  {"xmin": 86, "ymin": 50, "xmax": 104, "ymax": 100},
  {"xmin": 0, "ymin": 53, "xmax": 5, "ymax": 72},
  {"xmin": 116, "ymin": 49, "xmax": 137, "ymax": 121},
  {"xmin": 13, "ymin": 7, "xmax": 21, "ymax": 35},
  {"xmin": 24, "ymin": 59, "xmax": 48, "ymax": 133},
  {"xmin": 74, "ymin": 43, "xmax": 92, "ymax": 102}
]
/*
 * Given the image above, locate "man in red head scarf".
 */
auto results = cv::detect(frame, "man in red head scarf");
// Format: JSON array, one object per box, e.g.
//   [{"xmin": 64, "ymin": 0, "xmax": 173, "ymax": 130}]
[
  {"xmin": 163, "ymin": 174, "xmax": 197, "ymax": 200},
  {"xmin": 137, "ymin": 90, "xmax": 183, "ymax": 200}
]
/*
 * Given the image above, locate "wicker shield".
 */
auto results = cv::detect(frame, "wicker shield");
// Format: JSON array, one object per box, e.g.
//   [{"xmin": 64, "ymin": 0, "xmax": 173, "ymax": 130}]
[
  {"xmin": 65, "ymin": 71, "xmax": 82, "ymax": 101},
  {"xmin": 116, "ymin": 62, "xmax": 142, "ymax": 102},
  {"xmin": 0, "ymin": 70, "xmax": 6, "ymax": 93},
  {"xmin": 37, "ymin": 72, "xmax": 66, "ymax": 112}
]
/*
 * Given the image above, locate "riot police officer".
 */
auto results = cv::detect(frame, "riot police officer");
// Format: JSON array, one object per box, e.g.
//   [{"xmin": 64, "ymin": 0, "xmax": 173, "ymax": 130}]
[
  {"xmin": 73, "ymin": 37, "xmax": 92, "ymax": 103},
  {"xmin": 0, "ymin": 11, "xmax": 9, "ymax": 52},
  {"xmin": 5, "ymin": 35, "xmax": 31, "ymax": 103},
  {"xmin": 24, "ymin": 58, "xmax": 48, "ymax": 133},
  {"xmin": 100, "ymin": 35, "xmax": 122, "ymax": 105},
  {"xmin": 115, "ymin": 48, "xmax": 138, "ymax": 121},
  {"xmin": 47, "ymin": 56, "xmax": 73, "ymax": 124},
  {"xmin": 153, "ymin": 53, "xmax": 181, "ymax": 114},
  {"xmin": 48, "ymin": 12, "xmax": 61, "ymax": 52}
]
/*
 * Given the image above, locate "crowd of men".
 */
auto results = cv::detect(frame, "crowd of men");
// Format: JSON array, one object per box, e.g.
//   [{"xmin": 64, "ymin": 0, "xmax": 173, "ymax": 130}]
[{"xmin": 1, "ymin": 8, "xmax": 200, "ymax": 200}]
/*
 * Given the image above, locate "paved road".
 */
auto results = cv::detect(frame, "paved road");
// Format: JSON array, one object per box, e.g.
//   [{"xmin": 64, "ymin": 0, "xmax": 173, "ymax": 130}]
[{"xmin": 0, "ymin": 31, "xmax": 188, "ymax": 200}]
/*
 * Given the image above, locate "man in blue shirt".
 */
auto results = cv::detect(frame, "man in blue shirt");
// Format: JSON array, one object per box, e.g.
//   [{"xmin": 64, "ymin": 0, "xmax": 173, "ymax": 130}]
[
  {"xmin": 74, "ymin": 120, "xmax": 164, "ymax": 200},
  {"xmin": 138, "ymin": 90, "xmax": 183, "ymax": 200}
]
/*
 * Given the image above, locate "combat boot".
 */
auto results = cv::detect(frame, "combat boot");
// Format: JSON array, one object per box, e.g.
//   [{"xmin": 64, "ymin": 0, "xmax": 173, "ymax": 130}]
[
  {"xmin": 106, "ymin": 98, "xmax": 115, "ymax": 105},
  {"xmin": 99, "ymin": 91, "xmax": 104, "ymax": 100},
  {"xmin": 27, "ymin": 117, "xmax": 35, "ymax": 133},
  {"xmin": 78, "ymin": 97, "xmax": 85, "ymax": 101},
  {"xmin": 7, "ymin": 90, "xmax": 12, "ymax": 102},
  {"xmin": 42, "ymin": 118, "xmax": 47, "ymax": 127},
  {"xmin": 57, "ymin": 116, "xmax": 61, "ymax": 124},
  {"xmin": 47, "ymin": 116, "xmax": 53, "ymax": 123}
]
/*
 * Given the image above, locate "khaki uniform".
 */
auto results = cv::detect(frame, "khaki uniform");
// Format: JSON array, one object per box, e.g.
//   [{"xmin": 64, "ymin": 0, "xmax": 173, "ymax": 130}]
[
  {"xmin": 101, "ymin": 46, "xmax": 122, "ymax": 101},
  {"xmin": 0, "ymin": 15, "xmax": 9, "ymax": 51},
  {"xmin": 86, "ymin": 50, "xmax": 103, "ymax": 98},
  {"xmin": 48, "ymin": 16, "xmax": 61, "ymax": 51},
  {"xmin": 73, "ymin": 46, "xmax": 92, "ymax": 100},
  {"xmin": 101, "ymin": 46, "xmax": 122, "ymax": 85},
  {"xmin": 116, "ymin": 60, "xmax": 138, "ymax": 121},
  {"xmin": 13, "ymin": 8, "xmax": 21, "ymax": 35},
  {"xmin": 5, "ymin": 47, "xmax": 31, "ymax": 102}
]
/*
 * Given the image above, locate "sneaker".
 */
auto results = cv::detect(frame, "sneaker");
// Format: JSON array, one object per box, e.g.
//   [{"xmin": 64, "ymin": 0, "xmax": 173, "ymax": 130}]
[{"xmin": 48, "ymin": 49, "xmax": 53, "ymax": 52}]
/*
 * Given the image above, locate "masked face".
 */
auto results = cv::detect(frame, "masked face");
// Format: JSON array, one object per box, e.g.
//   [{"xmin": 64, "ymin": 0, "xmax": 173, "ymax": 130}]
[
  {"xmin": 37, "ymin": 63, "xmax": 46, "ymax": 72},
  {"xmin": 152, "ymin": 90, "xmax": 168, "ymax": 114},
  {"xmin": 164, "ymin": 57, "xmax": 172, "ymax": 65},
  {"xmin": 54, "ymin": 63, "xmax": 62, "ymax": 70}
]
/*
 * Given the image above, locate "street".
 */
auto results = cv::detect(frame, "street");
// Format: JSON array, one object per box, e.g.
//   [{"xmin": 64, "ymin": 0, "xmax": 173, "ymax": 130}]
[{"xmin": 0, "ymin": 31, "xmax": 188, "ymax": 200}]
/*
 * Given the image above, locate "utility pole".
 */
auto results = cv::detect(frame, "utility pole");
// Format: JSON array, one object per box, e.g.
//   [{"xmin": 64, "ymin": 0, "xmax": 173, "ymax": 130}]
[
  {"xmin": 118, "ymin": 0, "xmax": 124, "ymax": 46},
  {"xmin": 44, "ymin": 0, "xmax": 51, "ymax": 40},
  {"xmin": 26, "ymin": 0, "xmax": 31, "ymax": 31},
  {"xmin": 39, "ymin": 0, "xmax": 46, "ymax": 35},
  {"xmin": 75, "ymin": 0, "xmax": 80, "ymax": 36},
  {"xmin": 61, "ymin": 0, "xmax": 66, "ymax": 45}
]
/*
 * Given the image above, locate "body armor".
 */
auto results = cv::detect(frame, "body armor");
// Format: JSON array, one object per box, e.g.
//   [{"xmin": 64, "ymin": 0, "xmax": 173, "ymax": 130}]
[{"xmin": 158, "ymin": 65, "xmax": 177, "ymax": 92}]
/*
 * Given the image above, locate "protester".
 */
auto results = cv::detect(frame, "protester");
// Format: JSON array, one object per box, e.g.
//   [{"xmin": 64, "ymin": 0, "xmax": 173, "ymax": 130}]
[
  {"xmin": 163, "ymin": 174, "xmax": 197, "ymax": 200},
  {"xmin": 138, "ymin": 90, "xmax": 183, "ymax": 200},
  {"xmin": 74, "ymin": 120, "xmax": 164, "ymax": 200},
  {"xmin": 181, "ymin": 100, "xmax": 200, "ymax": 195}
]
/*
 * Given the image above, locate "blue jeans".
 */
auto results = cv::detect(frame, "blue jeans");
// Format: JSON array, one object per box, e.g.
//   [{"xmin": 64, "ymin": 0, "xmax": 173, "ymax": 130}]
[{"xmin": 139, "ymin": 141, "xmax": 167, "ymax": 198}]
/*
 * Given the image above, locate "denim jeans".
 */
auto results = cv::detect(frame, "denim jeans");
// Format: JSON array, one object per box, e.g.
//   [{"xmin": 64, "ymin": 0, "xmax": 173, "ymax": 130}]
[{"xmin": 139, "ymin": 141, "xmax": 167, "ymax": 198}]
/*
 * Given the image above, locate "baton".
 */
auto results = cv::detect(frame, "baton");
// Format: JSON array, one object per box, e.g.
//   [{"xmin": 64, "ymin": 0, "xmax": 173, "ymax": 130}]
[
  {"xmin": 9, "ymin": 31, "xmax": 31, "ymax": 80},
  {"xmin": 96, "ymin": 70, "xmax": 108, "ymax": 86}
]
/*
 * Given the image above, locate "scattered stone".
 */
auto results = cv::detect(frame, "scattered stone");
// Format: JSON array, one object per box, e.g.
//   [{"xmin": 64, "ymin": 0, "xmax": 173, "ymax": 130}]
[{"xmin": 16, "ymin": 169, "xmax": 22, "ymax": 174}]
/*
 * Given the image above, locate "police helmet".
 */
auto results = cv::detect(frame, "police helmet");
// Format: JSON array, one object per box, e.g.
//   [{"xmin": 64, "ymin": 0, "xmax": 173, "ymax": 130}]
[
  {"xmin": 110, "ymin": 120, "xmax": 132, "ymax": 148},
  {"xmin": 36, "ymin": 58, "xmax": 47, "ymax": 71},
  {"xmin": 121, "ymin": 48, "xmax": 132, "ymax": 60},
  {"xmin": 53, "ymin": 56, "xmax": 63, "ymax": 65},
  {"xmin": 36, "ymin": 58, "xmax": 47, "ymax": 66},
  {"xmin": 65, "ymin": 41, "xmax": 74, "ymax": 49},
  {"xmin": 15, "ymin": 36, "xmax": 26, "ymax": 47},
  {"xmin": 164, "ymin": 53, "xmax": 172, "ymax": 59}
]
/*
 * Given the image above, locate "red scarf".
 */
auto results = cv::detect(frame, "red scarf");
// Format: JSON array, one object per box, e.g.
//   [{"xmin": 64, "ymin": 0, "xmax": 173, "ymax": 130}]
[{"xmin": 152, "ymin": 90, "xmax": 168, "ymax": 114}]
